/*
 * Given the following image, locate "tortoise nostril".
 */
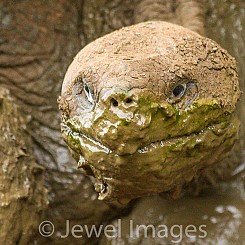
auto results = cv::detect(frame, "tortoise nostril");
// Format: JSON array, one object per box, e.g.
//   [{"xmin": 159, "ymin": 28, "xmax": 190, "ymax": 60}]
[
  {"xmin": 125, "ymin": 98, "xmax": 133, "ymax": 104},
  {"xmin": 110, "ymin": 98, "xmax": 118, "ymax": 107}
]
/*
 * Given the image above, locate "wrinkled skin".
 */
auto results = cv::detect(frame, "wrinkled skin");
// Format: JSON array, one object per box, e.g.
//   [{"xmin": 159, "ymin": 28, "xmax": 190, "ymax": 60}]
[
  {"xmin": 1, "ymin": 0, "xmax": 244, "ymax": 244},
  {"xmin": 59, "ymin": 21, "xmax": 240, "ymax": 202},
  {"xmin": 0, "ymin": 1, "xmax": 119, "ymax": 244}
]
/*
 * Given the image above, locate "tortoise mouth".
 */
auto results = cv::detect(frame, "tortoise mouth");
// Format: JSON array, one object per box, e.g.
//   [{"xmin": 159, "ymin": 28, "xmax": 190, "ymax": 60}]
[
  {"xmin": 61, "ymin": 123, "xmax": 112, "ymax": 154},
  {"xmin": 61, "ymin": 112, "xmax": 239, "ymax": 201},
  {"xmin": 62, "ymin": 124, "xmax": 211, "ymax": 199},
  {"xmin": 62, "ymin": 119, "xmax": 227, "ymax": 157}
]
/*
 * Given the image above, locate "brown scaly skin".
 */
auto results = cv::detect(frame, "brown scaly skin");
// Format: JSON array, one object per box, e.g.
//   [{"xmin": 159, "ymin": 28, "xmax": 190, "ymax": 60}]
[
  {"xmin": 59, "ymin": 21, "xmax": 240, "ymax": 203},
  {"xmin": 0, "ymin": 1, "xmax": 122, "ymax": 244},
  {"xmin": 134, "ymin": 0, "xmax": 205, "ymax": 35},
  {"xmin": 1, "ymin": 0, "xmax": 243, "ymax": 244}
]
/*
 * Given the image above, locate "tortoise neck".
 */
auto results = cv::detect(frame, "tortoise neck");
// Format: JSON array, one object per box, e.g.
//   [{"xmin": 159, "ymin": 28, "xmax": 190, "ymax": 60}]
[{"xmin": 134, "ymin": 0, "xmax": 205, "ymax": 36}]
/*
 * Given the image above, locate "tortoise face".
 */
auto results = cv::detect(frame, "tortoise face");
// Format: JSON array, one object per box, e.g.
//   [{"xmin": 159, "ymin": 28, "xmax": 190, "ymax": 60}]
[{"xmin": 59, "ymin": 22, "xmax": 240, "ymax": 202}]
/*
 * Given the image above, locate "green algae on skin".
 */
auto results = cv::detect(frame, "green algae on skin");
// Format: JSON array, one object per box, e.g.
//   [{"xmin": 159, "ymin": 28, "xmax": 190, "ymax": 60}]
[
  {"xmin": 65, "ymin": 97, "xmax": 228, "ymax": 155},
  {"xmin": 121, "ymin": 118, "xmax": 130, "ymax": 126},
  {"xmin": 60, "ymin": 90, "xmax": 239, "ymax": 203},
  {"xmin": 61, "ymin": 97, "xmax": 240, "ymax": 200}
]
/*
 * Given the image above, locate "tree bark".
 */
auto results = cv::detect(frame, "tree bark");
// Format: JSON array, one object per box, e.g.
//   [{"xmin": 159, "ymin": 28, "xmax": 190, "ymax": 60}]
[{"xmin": 0, "ymin": 87, "xmax": 48, "ymax": 245}]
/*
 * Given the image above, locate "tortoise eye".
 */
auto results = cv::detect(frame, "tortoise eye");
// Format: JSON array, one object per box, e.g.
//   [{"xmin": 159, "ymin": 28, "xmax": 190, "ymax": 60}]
[
  {"xmin": 172, "ymin": 84, "xmax": 185, "ymax": 97},
  {"xmin": 72, "ymin": 78, "xmax": 95, "ymax": 110},
  {"xmin": 168, "ymin": 81, "xmax": 198, "ymax": 108},
  {"xmin": 83, "ymin": 83, "xmax": 94, "ymax": 104}
]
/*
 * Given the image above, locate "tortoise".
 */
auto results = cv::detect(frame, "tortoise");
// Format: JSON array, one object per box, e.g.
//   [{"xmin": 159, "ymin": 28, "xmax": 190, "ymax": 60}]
[{"xmin": 59, "ymin": 21, "xmax": 241, "ymax": 203}]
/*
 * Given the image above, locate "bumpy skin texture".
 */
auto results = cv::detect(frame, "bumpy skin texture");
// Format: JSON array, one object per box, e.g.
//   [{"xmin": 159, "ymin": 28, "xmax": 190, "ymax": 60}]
[
  {"xmin": 134, "ymin": 0, "xmax": 205, "ymax": 35},
  {"xmin": 0, "ymin": 88, "xmax": 48, "ymax": 245},
  {"xmin": 0, "ymin": 1, "xmax": 117, "ymax": 244},
  {"xmin": 1, "ymin": 0, "xmax": 243, "ymax": 244},
  {"xmin": 59, "ymin": 21, "xmax": 240, "ymax": 202}
]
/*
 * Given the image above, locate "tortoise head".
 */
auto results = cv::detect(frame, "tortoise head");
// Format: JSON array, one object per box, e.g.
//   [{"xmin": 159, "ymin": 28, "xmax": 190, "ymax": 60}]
[{"xmin": 59, "ymin": 21, "xmax": 240, "ymax": 202}]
